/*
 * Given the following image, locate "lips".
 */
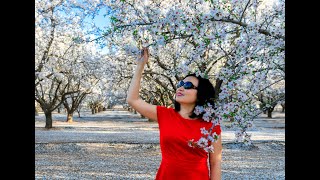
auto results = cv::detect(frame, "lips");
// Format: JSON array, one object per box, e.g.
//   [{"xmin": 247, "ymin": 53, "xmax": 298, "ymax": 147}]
[{"xmin": 176, "ymin": 92, "xmax": 184, "ymax": 96}]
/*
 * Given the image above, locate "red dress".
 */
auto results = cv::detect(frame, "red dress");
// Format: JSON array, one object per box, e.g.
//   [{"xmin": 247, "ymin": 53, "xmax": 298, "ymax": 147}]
[{"xmin": 155, "ymin": 106, "xmax": 221, "ymax": 180}]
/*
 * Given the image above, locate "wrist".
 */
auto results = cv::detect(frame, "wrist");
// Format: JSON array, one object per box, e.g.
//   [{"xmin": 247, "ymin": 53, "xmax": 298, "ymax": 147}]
[{"xmin": 136, "ymin": 62, "xmax": 146, "ymax": 72}]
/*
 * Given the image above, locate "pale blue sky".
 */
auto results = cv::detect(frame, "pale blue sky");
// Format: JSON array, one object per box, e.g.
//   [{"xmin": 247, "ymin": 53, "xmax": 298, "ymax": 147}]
[
  {"xmin": 92, "ymin": 6, "xmax": 111, "ymax": 29},
  {"xmin": 84, "ymin": 6, "xmax": 111, "ymax": 54}
]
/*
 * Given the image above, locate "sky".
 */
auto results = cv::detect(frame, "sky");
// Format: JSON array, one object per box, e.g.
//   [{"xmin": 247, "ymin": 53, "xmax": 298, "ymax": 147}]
[
  {"xmin": 92, "ymin": 6, "xmax": 111, "ymax": 29},
  {"xmin": 84, "ymin": 6, "xmax": 111, "ymax": 54}
]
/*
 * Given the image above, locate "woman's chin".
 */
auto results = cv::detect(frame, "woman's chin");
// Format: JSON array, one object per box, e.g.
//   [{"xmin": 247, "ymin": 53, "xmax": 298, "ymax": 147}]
[
  {"xmin": 175, "ymin": 98, "xmax": 190, "ymax": 104},
  {"xmin": 175, "ymin": 97, "xmax": 183, "ymax": 103}
]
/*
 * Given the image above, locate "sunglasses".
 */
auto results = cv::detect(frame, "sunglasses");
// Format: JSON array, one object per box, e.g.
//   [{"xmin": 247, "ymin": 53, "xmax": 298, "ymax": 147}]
[{"xmin": 176, "ymin": 81, "xmax": 198, "ymax": 90}]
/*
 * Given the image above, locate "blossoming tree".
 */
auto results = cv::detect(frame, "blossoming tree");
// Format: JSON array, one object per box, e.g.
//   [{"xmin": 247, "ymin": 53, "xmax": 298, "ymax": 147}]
[{"xmin": 35, "ymin": 0, "xmax": 107, "ymax": 128}]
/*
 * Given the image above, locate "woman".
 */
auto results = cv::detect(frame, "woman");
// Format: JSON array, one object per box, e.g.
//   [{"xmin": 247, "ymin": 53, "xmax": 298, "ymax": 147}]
[{"xmin": 126, "ymin": 47, "xmax": 222, "ymax": 180}]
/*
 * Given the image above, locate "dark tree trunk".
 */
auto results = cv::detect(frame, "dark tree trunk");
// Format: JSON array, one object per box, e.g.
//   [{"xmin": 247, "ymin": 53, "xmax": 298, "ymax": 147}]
[
  {"xmin": 281, "ymin": 103, "xmax": 285, "ymax": 112},
  {"xmin": 57, "ymin": 107, "xmax": 61, "ymax": 113},
  {"xmin": 35, "ymin": 108, "xmax": 39, "ymax": 116},
  {"xmin": 45, "ymin": 111, "xmax": 53, "ymax": 128},
  {"xmin": 260, "ymin": 104, "xmax": 267, "ymax": 114},
  {"xmin": 267, "ymin": 110, "xmax": 272, "ymax": 118},
  {"xmin": 99, "ymin": 106, "xmax": 103, "ymax": 112},
  {"xmin": 267, "ymin": 108, "xmax": 273, "ymax": 118},
  {"xmin": 91, "ymin": 108, "xmax": 95, "ymax": 114},
  {"xmin": 76, "ymin": 106, "xmax": 81, "ymax": 117},
  {"xmin": 66, "ymin": 113, "xmax": 73, "ymax": 123}
]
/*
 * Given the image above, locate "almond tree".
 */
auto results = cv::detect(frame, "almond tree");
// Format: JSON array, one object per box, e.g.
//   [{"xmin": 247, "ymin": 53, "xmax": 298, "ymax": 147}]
[
  {"xmin": 35, "ymin": 0, "xmax": 103, "ymax": 128},
  {"xmin": 257, "ymin": 78, "xmax": 284, "ymax": 118},
  {"xmin": 61, "ymin": 41, "xmax": 113, "ymax": 122}
]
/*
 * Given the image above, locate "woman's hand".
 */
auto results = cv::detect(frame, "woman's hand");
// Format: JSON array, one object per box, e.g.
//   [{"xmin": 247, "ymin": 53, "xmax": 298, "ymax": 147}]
[{"xmin": 138, "ymin": 47, "xmax": 149, "ymax": 64}]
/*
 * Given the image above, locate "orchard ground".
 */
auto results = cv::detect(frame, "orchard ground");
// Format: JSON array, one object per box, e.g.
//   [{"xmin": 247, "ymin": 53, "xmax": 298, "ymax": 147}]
[{"xmin": 35, "ymin": 108, "xmax": 285, "ymax": 179}]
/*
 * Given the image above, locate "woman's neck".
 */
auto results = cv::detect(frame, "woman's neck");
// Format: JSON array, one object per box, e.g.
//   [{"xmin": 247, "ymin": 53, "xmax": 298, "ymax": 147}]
[{"xmin": 179, "ymin": 104, "xmax": 196, "ymax": 119}]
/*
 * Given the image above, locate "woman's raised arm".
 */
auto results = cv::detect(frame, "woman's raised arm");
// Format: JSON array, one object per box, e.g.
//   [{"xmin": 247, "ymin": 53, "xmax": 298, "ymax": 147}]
[{"xmin": 126, "ymin": 47, "xmax": 158, "ymax": 121}]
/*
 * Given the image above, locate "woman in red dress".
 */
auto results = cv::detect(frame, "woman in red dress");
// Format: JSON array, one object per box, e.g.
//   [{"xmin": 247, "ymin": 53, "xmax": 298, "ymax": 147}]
[{"xmin": 126, "ymin": 47, "xmax": 222, "ymax": 180}]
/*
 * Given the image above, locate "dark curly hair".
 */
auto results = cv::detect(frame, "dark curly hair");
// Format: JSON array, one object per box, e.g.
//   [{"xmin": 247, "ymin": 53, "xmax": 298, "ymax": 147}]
[{"xmin": 174, "ymin": 73, "xmax": 216, "ymax": 119}]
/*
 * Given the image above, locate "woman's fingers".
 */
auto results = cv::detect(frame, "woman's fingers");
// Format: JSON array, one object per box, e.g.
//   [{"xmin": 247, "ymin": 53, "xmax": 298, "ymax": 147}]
[
  {"xmin": 143, "ymin": 47, "xmax": 149, "ymax": 58},
  {"xmin": 143, "ymin": 47, "xmax": 148, "ymax": 56}
]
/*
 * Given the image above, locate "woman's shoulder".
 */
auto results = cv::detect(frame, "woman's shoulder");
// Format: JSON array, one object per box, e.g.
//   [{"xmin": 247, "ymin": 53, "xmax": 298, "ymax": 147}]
[
  {"xmin": 157, "ymin": 105, "xmax": 174, "ymax": 113},
  {"xmin": 156, "ymin": 106, "xmax": 175, "ymax": 122}
]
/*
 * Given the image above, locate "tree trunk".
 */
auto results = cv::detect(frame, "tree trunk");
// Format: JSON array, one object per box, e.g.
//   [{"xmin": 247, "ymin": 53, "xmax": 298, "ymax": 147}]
[
  {"xmin": 66, "ymin": 113, "xmax": 73, "ymax": 123},
  {"xmin": 99, "ymin": 106, "xmax": 104, "ymax": 112},
  {"xmin": 35, "ymin": 108, "xmax": 39, "ymax": 116},
  {"xmin": 260, "ymin": 104, "xmax": 267, "ymax": 114},
  {"xmin": 57, "ymin": 107, "xmax": 61, "ymax": 113},
  {"xmin": 281, "ymin": 104, "xmax": 285, "ymax": 112},
  {"xmin": 267, "ymin": 109, "xmax": 272, "ymax": 118},
  {"xmin": 45, "ymin": 111, "xmax": 53, "ymax": 128},
  {"xmin": 91, "ymin": 108, "xmax": 95, "ymax": 114}
]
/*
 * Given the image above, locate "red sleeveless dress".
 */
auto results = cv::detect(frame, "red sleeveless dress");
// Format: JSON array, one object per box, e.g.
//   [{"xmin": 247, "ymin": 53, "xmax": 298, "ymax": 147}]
[{"xmin": 155, "ymin": 106, "xmax": 221, "ymax": 180}]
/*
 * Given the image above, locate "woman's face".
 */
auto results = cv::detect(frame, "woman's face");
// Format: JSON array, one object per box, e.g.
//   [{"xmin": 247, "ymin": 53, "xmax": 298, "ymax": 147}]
[{"xmin": 175, "ymin": 76, "xmax": 198, "ymax": 105}]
